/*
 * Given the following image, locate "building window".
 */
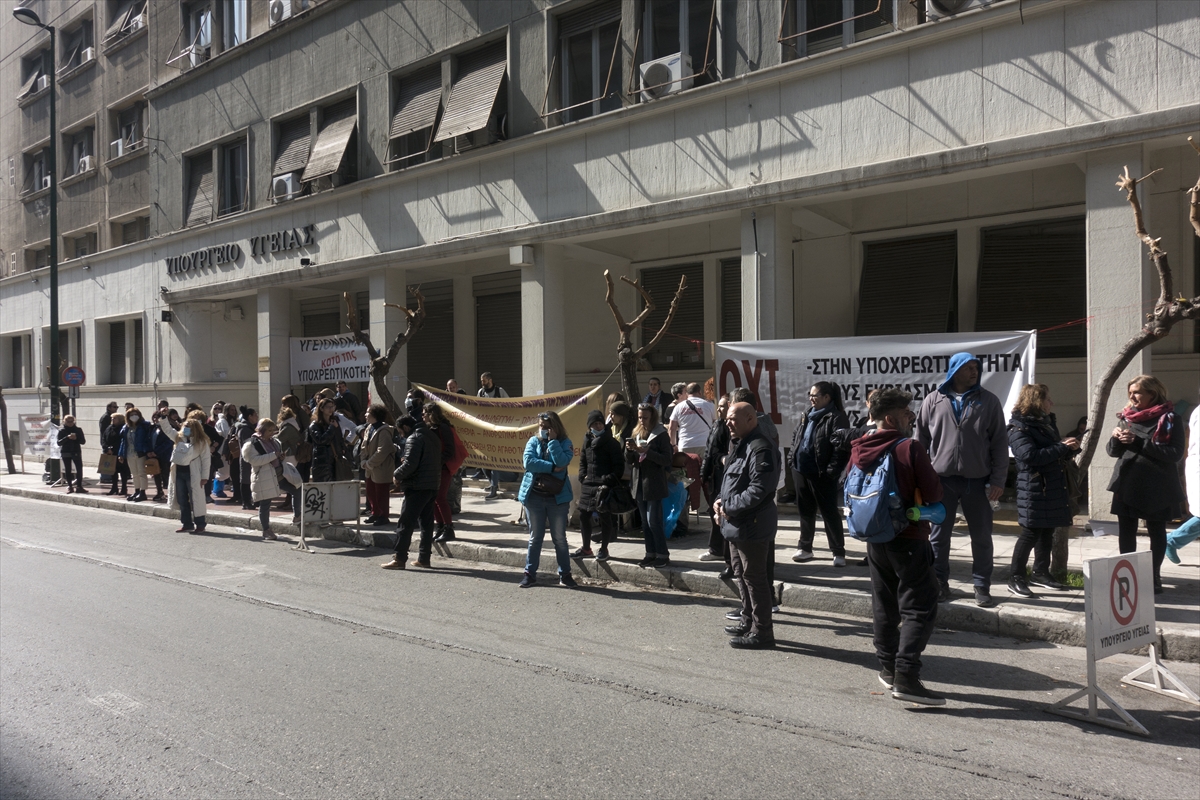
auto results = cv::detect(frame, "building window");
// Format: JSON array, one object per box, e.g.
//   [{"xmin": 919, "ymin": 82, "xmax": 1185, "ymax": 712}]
[
  {"xmin": 975, "ymin": 217, "xmax": 1086, "ymax": 359},
  {"xmin": 109, "ymin": 99, "xmax": 148, "ymax": 159},
  {"xmin": 21, "ymin": 149, "xmax": 49, "ymax": 196},
  {"xmin": 8, "ymin": 335, "xmax": 31, "ymax": 388},
  {"xmin": 177, "ymin": 0, "xmax": 214, "ymax": 68},
  {"xmin": 64, "ymin": 126, "xmax": 96, "ymax": 177},
  {"xmin": 301, "ymin": 97, "xmax": 357, "ymax": 191},
  {"xmin": 783, "ymin": 0, "xmax": 896, "ymax": 61},
  {"xmin": 114, "ymin": 216, "xmax": 150, "ymax": 245},
  {"xmin": 26, "ymin": 247, "xmax": 50, "ymax": 271},
  {"xmin": 433, "ymin": 40, "xmax": 507, "ymax": 153},
  {"xmin": 17, "ymin": 49, "xmax": 50, "ymax": 101},
  {"xmin": 388, "ymin": 65, "xmax": 443, "ymax": 170},
  {"xmin": 474, "ymin": 271, "xmax": 522, "ymax": 396},
  {"xmin": 60, "ymin": 18, "xmax": 95, "ymax": 74},
  {"xmin": 221, "ymin": 0, "xmax": 248, "ymax": 50},
  {"xmin": 641, "ymin": 0, "xmax": 717, "ymax": 88},
  {"xmin": 104, "ymin": 0, "xmax": 147, "ymax": 47},
  {"xmin": 557, "ymin": 0, "xmax": 622, "ymax": 123},
  {"xmin": 300, "ymin": 296, "xmax": 342, "ymax": 337},
  {"xmin": 406, "ymin": 280, "xmax": 455, "ymax": 389},
  {"xmin": 109, "ymin": 320, "xmax": 126, "ymax": 384},
  {"xmin": 184, "ymin": 151, "xmax": 214, "ymax": 226},
  {"xmin": 856, "ymin": 232, "xmax": 957, "ymax": 336},
  {"xmin": 65, "ymin": 231, "xmax": 98, "ymax": 260},
  {"xmin": 720, "ymin": 257, "xmax": 741, "ymax": 343},
  {"xmin": 640, "ymin": 263, "xmax": 704, "ymax": 369},
  {"xmin": 271, "ymin": 114, "xmax": 311, "ymax": 199},
  {"xmin": 102, "ymin": 319, "xmax": 144, "ymax": 385},
  {"xmin": 218, "ymin": 138, "xmax": 248, "ymax": 216},
  {"xmin": 46, "ymin": 326, "xmax": 83, "ymax": 373}
]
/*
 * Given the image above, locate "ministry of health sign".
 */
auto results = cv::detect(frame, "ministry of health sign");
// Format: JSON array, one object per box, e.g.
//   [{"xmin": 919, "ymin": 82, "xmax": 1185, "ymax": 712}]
[{"xmin": 165, "ymin": 223, "xmax": 317, "ymax": 275}]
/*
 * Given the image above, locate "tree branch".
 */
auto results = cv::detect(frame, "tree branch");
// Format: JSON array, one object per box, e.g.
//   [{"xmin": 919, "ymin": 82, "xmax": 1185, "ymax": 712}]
[
  {"xmin": 384, "ymin": 286, "xmax": 426, "ymax": 368},
  {"xmin": 634, "ymin": 274, "xmax": 688, "ymax": 358},
  {"xmin": 1188, "ymin": 137, "xmax": 1200, "ymax": 238},
  {"xmin": 619, "ymin": 275, "xmax": 658, "ymax": 330},
  {"xmin": 344, "ymin": 292, "xmax": 381, "ymax": 361},
  {"xmin": 602, "ymin": 269, "xmax": 629, "ymax": 332},
  {"xmin": 1117, "ymin": 165, "xmax": 1172, "ymax": 303}
]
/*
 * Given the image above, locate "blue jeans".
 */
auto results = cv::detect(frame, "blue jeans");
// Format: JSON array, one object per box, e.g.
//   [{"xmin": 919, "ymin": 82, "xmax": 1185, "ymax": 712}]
[
  {"xmin": 523, "ymin": 493, "xmax": 571, "ymax": 576},
  {"xmin": 638, "ymin": 498, "xmax": 669, "ymax": 558},
  {"xmin": 929, "ymin": 475, "xmax": 994, "ymax": 589}
]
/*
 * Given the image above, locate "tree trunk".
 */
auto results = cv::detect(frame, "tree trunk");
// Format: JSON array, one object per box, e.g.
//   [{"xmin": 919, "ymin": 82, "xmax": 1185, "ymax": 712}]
[
  {"xmin": 0, "ymin": 387, "xmax": 16, "ymax": 474},
  {"xmin": 618, "ymin": 347, "xmax": 640, "ymax": 406}
]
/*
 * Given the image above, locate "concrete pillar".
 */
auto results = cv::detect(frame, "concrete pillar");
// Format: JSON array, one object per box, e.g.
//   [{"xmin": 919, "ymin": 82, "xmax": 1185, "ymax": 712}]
[
  {"xmin": 741, "ymin": 206, "xmax": 794, "ymax": 341},
  {"xmin": 256, "ymin": 288, "xmax": 291, "ymax": 418},
  {"xmin": 370, "ymin": 268, "xmax": 406, "ymax": 400},
  {"xmin": 82, "ymin": 318, "xmax": 98, "ymax": 385},
  {"xmin": 521, "ymin": 244, "xmax": 565, "ymax": 395},
  {"xmin": 452, "ymin": 274, "xmax": 476, "ymax": 390},
  {"xmin": 1085, "ymin": 147, "xmax": 1150, "ymax": 518},
  {"xmin": 957, "ymin": 223, "xmax": 981, "ymax": 333}
]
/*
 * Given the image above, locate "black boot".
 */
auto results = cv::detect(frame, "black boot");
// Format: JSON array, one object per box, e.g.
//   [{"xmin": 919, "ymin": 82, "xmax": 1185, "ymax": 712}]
[{"xmin": 436, "ymin": 524, "xmax": 455, "ymax": 542}]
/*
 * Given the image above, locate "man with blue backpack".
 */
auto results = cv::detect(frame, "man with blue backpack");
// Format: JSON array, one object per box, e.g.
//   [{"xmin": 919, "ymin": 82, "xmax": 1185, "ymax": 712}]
[{"xmin": 847, "ymin": 388, "xmax": 945, "ymax": 705}]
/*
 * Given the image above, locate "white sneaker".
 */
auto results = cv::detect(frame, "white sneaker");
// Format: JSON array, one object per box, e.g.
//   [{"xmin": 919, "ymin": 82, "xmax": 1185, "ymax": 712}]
[
  {"xmin": 771, "ymin": 605, "xmax": 780, "ymax": 613},
  {"xmin": 791, "ymin": 549, "xmax": 814, "ymax": 563},
  {"xmin": 832, "ymin": 555, "xmax": 847, "ymax": 567},
  {"xmin": 698, "ymin": 552, "xmax": 722, "ymax": 562}
]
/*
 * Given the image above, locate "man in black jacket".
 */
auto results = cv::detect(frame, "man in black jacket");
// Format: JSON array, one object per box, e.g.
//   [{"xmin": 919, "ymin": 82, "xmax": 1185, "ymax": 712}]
[
  {"xmin": 713, "ymin": 402, "xmax": 781, "ymax": 650},
  {"xmin": 382, "ymin": 415, "xmax": 442, "ymax": 570}
]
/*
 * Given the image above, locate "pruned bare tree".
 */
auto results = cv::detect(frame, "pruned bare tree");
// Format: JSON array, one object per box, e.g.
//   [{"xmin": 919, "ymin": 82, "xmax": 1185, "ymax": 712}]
[
  {"xmin": 603, "ymin": 269, "xmax": 688, "ymax": 404},
  {"xmin": 343, "ymin": 287, "xmax": 426, "ymax": 421}
]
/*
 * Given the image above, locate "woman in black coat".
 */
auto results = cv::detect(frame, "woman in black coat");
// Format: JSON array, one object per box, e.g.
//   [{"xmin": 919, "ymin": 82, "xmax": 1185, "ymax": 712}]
[
  {"xmin": 789, "ymin": 381, "xmax": 851, "ymax": 566},
  {"xmin": 1006, "ymin": 384, "xmax": 1080, "ymax": 598},
  {"xmin": 574, "ymin": 410, "xmax": 624, "ymax": 560},
  {"xmin": 625, "ymin": 403, "xmax": 674, "ymax": 568},
  {"xmin": 1107, "ymin": 375, "xmax": 1186, "ymax": 593},
  {"xmin": 102, "ymin": 413, "xmax": 130, "ymax": 496},
  {"xmin": 307, "ymin": 398, "xmax": 346, "ymax": 483},
  {"xmin": 700, "ymin": 396, "xmax": 731, "ymax": 565},
  {"xmin": 57, "ymin": 414, "xmax": 86, "ymax": 493}
]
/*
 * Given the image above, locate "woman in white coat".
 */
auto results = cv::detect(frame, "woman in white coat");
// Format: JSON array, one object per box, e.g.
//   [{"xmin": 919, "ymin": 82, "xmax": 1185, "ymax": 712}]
[
  {"xmin": 243, "ymin": 417, "xmax": 284, "ymax": 540},
  {"xmin": 169, "ymin": 417, "xmax": 212, "ymax": 533}
]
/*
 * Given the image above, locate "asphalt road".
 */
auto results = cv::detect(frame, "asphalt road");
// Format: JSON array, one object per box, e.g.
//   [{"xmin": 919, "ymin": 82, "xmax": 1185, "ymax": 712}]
[{"xmin": 2, "ymin": 496, "xmax": 1197, "ymax": 799}]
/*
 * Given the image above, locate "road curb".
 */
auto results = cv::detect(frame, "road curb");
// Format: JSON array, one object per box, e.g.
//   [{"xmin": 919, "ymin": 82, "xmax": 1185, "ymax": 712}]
[{"xmin": 3, "ymin": 484, "xmax": 1195, "ymax": 663}]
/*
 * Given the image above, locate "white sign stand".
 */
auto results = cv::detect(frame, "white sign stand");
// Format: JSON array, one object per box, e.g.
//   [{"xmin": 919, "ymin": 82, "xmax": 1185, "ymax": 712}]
[
  {"xmin": 294, "ymin": 480, "xmax": 361, "ymax": 553},
  {"xmin": 1121, "ymin": 646, "xmax": 1200, "ymax": 706},
  {"xmin": 1045, "ymin": 551, "xmax": 1157, "ymax": 737}
]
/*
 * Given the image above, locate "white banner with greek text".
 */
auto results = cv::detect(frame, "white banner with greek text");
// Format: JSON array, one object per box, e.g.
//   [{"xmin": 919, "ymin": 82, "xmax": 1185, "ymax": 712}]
[
  {"xmin": 715, "ymin": 331, "xmax": 1036, "ymax": 443},
  {"xmin": 289, "ymin": 334, "xmax": 371, "ymax": 385}
]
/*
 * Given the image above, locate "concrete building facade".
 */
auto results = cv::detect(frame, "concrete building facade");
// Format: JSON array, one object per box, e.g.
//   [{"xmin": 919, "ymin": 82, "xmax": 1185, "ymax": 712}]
[{"xmin": 2, "ymin": 0, "xmax": 1198, "ymax": 511}]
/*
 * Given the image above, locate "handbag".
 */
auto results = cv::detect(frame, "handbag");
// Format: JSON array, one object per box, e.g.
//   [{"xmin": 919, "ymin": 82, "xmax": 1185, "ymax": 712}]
[
  {"xmin": 144, "ymin": 455, "xmax": 161, "ymax": 476},
  {"xmin": 531, "ymin": 471, "xmax": 566, "ymax": 497},
  {"xmin": 97, "ymin": 453, "xmax": 117, "ymax": 475},
  {"xmin": 596, "ymin": 482, "xmax": 635, "ymax": 515},
  {"xmin": 282, "ymin": 461, "xmax": 303, "ymax": 489}
]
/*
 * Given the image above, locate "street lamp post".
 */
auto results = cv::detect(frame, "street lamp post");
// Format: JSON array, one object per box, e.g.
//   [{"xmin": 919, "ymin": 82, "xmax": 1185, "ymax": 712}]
[{"xmin": 14, "ymin": 5, "xmax": 60, "ymax": 424}]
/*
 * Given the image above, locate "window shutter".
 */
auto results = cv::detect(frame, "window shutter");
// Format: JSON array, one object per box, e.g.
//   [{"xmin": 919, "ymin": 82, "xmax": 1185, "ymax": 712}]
[
  {"xmin": 273, "ymin": 116, "xmax": 310, "ymax": 175},
  {"xmin": 720, "ymin": 257, "xmax": 741, "ymax": 342},
  {"xmin": 640, "ymin": 263, "xmax": 704, "ymax": 369},
  {"xmin": 184, "ymin": 152, "xmax": 214, "ymax": 227},
  {"xmin": 856, "ymin": 233, "xmax": 957, "ymax": 336},
  {"xmin": 390, "ymin": 65, "xmax": 443, "ymax": 139},
  {"xmin": 558, "ymin": 0, "xmax": 621, "ymax": 38},
  {"xmin": 406, "ymin": 280, "xmax": 455, "ymax": 389},
  {"xmin": 300, "ymin": 296, "xmax": 342, "ymax": 337},
  {"xmin": 302, "ymin": 113, "xmax": 356, "ymax": 182},
  {"xmin": 474, "ymin": 271, "xmax": 522, "ymax": 395},
  {"xmin": 109, "ymin": 322, "xmax": 126, "ymax": 385},
  {"xmin": 975, "ymin": 217, "xmax": 1086, "ymax": 358},
  {"xmin": 434, "ymin": 41, "xmax": 506, "ymax": 142}
]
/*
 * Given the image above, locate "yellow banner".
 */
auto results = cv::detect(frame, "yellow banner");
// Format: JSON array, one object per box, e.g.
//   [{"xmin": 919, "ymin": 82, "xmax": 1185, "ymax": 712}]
[{"xmin": 413, "ymin": 384, "xmax": 605, "ymax": 472}]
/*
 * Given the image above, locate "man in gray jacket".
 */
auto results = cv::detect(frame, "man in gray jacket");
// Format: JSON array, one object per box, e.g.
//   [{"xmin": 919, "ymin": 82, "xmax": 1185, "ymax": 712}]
[{"xmin": 916, "ymin": 352, "xmax": 1009, "ymax": 608}]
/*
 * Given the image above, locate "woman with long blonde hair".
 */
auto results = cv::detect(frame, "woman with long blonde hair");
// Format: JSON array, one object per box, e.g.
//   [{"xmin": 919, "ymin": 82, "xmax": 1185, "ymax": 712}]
[{"xmin": 169, "ymin": 417, "xmax": 211, "ymax": 533}]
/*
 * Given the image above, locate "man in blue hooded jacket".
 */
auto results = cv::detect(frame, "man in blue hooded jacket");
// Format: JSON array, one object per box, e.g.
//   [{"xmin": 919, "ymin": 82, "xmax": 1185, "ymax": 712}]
[{"xmin": 916, "ymin": 352, "xmax": 1009, "ymax": 608}]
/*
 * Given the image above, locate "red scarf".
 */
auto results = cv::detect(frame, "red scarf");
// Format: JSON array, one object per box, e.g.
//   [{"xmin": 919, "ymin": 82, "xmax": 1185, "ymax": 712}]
[{"xmin": 1118, "ymin": 401, "xmax": 1175, "ymax": 444}]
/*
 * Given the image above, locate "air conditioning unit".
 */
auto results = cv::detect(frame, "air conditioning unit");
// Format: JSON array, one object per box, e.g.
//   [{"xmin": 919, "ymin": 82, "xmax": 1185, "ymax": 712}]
[
  {"xmin": 269, "ymin": 0, "xmax": 297, "ymax": 26},
  {"xmin": 272, "ymin": 172, "xmax": 302, "ymax": 202},
  {"xmin": 110, "ymin": 139, "xmax": 125, "ymax": 159},
  {"xmin": 80, "ymin": 47, "xmax": 95, "ymax": 64},
  {"xmin": 128, "ymin": 12, "xmax": 145, "ymax": 31},
  {"xmin": 926, "ymin": 0, "xmax": 996, "ymax": 21},
  {"xmin": 36, "ymin": 74, "xmax": 49, "ymax": 93},
  {"xmin": 78, "ymin": 155, "xmax": 94, "ymax": 173},
  {"xmin": 41, "ymin": 176, "xmax": 51, "ymax": 190},
  {"xmin": 639, "ymin": 52, "xmax": 692, "ymax": 102},
  {"xmin": 187, "ymin": 44, "xmax": 210, "ymax": 68}
]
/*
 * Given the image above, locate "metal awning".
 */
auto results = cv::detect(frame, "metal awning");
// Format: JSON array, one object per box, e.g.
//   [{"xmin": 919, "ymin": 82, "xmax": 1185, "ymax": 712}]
[
  {"xmin": 105, "ymin": 0, "xmax": 144, "ymax": 40},
  {"xmin": 434, "ymin": 42, "xmax": 506, "ymax": 142},
  {"xmin": 185, "ymin": 153, "xmax": 214, "ymax": 227},
  {"xmin": 390, "ymin": 66, "xmax": 442, "ymax": 139},
  {"xmin": 301, "ymin": 116, "xmax": 356, "ymax": 182}
]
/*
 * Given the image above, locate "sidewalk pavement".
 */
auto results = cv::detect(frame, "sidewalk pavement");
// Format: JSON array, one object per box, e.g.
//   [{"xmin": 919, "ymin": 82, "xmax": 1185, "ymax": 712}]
[{"xmin": 3, "ymin": 469, "xmax": 1197, "ymax": 662}]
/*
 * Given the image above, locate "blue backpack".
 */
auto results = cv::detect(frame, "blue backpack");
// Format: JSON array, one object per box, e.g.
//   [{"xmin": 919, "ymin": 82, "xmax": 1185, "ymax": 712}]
[{"xmin": 844, "ymin": 438, "xmax": 908, "ymax": 543}]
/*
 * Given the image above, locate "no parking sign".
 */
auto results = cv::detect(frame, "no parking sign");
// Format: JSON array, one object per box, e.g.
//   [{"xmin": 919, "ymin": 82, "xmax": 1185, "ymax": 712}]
[{"xmin": 1086, "ymin": 551, "xmax": 1156, "ymax": 661}]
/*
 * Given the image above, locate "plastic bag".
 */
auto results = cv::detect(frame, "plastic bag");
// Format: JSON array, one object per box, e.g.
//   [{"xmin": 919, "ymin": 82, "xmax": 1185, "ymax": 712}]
[{"xmin": 663, "ymin": 480, "xmax": 688, "ymax": 539}]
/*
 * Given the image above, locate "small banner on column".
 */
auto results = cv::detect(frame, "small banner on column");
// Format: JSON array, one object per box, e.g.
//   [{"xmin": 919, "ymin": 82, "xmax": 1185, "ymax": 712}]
[
  {"xmin": 290, "ymin": 335, "xmax": 371, "ymax": 384},
  {"xmin": 414, "ymin": 384, "xmax": 605, "ymax": 472}
]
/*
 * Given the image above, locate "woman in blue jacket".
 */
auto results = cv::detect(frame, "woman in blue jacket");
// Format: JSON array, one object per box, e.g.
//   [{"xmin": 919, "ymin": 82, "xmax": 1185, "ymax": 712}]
[
  {"xmin": 117, "ymin": 407, "xmax": 154, "ymax": 502},
  {"xmin": 518, "ymin": 411, "xmax": 575, "ymax": 588}
]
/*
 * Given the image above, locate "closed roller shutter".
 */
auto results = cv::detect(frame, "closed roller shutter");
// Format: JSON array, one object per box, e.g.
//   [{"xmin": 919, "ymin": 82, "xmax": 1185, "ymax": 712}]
[
  {"xmin": 558, "ymin": 0, "xmax": 621, "ymax": 37},
  {"xmin": 301, "ymin": 296, "xmax": 342, "ymax": 337},
  {"xmin": 975, "ymin": 217, "xmax": 1085, "ymax": 359},
  {"xmin": 184, "ymin": 152, "xmax": 214, "ymax": 227},
  {"xmin": 273, "ymin": 115, "xmax": 311, "ymax": 176},
  {"xmin": 391, "ymin": 65, "xmax": 442, "ymax": 139},
  {"xmin": 856, "ymin": 232, "xmax": 957, "ymax": 336},
  {"xmin": 720, "ymin": 257, "xmax": 741, "ymax": 343},
  {"xmin": 475, "ymin": 270, "xmax": 521, "ymax": 396},
  {"xmin": 406, "ymin": 280, "xmax": 454, "ymax": 389},
  {"xmin": 435, "ymin": 41, "xmax": 506, "ymax": 142},
  {"xmin": 109, "ymin": 322, "xmax": 126, "ymax": 385},
  {"xmin": 640, "ymin": 263, "xmax": 704, "ymax": 369}
]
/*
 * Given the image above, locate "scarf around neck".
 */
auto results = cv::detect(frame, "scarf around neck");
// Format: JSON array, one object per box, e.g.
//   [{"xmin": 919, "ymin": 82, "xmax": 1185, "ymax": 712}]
[{"xmin": 1118, "ymin": 401, "xmax": 1175, "ymax": 444}]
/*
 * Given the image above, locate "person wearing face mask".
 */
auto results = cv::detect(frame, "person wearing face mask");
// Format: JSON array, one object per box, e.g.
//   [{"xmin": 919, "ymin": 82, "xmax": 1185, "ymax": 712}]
[
  {"xmin": 574, "ymin": 409, "xmax": 623, "ymax": 561},
  {"xmin": 517, "ymin": 411, "xmax": 576, "ymax": 588},
  {"xmin": 790, "ymin": 382, "xmax": 851, "ymax": 566},
  {"xmin": 56, "ymin": 414, "xmax": 87, "ymax": 493},
  {"xmin": 850, "ymin": 388, "xmax": 945, "ymax": 706},
  {"xmin": 244, "ymin": 418, "xmax": 286, "ymax": 541},
  {"xmin": 118, "ymin": 408, "xmax": 154, "ymax": 502},
  {"xmin": 307, "ymin": 398, "xmax": 346, "ymax": 483},
  {"xmin": 235, "ymin": 407, "xmax": 259, "ymax": 509},
  {"xmin": 625, "ymin": 403, "xmax": 674, "ymax": 568},
  {"xmin": 169, "ymin": 418, "xmax": 211, "ymax": 533},
  {"xmin": 150, "ymin": 409, "xmax": 180, "ymax": 503}
]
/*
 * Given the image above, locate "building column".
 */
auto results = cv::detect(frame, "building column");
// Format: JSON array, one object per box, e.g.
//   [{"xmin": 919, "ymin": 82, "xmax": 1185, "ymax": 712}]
[
  {"xmin": 82, "ymin": 318, "xmax": 98, "ymax": 386},
  {"xmin": 520, "ymin": 244, "xmax": 565, "ymax": 395},
  {"xmin": 741, "ymin": 206, "xmax": 794, "ymax": 341},
  {"xmin": 1086, "ymin": 147, "xmax": 1150, "ymax": 518},
  {"xmin": 370, "ymin": 267, "xmax": 407, "ymax": 402},
  {"xmin": 452, "ymin": 274, "xmax": 476, "ymax": 391},
  {"xmin": 256, "ymin": 288, "xmax": 291, "ymax": 417}
]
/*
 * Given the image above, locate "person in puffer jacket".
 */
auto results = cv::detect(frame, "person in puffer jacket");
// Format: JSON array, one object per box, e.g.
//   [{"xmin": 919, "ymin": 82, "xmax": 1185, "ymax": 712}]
[
  {"xmin": 381, "ymin": 412, "xmax": 441, "ymax": 571},
  {"xmin": 1005, "ymin": 384, "xmax": 1080, "ymax": 599}
]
